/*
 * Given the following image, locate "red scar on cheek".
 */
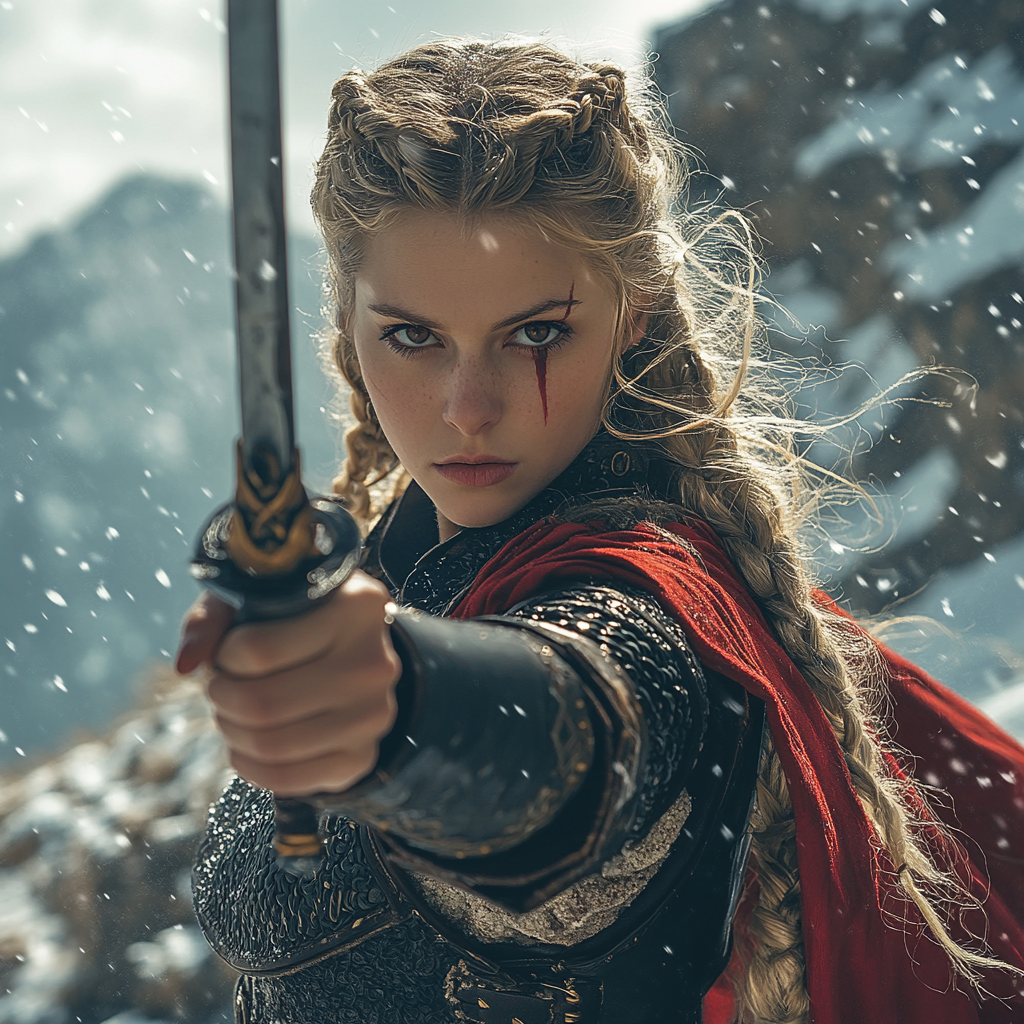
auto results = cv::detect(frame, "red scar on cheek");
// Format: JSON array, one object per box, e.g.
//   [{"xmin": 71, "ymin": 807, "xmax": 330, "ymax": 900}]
[{"xmin": 561, "ymin": 281, "xmax": 575, "ymax": 323}]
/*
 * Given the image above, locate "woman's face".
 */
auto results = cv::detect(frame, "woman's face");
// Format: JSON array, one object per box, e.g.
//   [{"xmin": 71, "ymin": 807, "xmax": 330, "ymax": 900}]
[{"xmin": 352, "ymin": 209, "xmax": 635, "ymax": 538}]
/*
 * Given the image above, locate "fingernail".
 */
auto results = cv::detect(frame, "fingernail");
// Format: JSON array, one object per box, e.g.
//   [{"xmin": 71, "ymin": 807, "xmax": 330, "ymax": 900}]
[{"xmin": 175, "ymin": 641, "xmax": 198, "ymax": 676}]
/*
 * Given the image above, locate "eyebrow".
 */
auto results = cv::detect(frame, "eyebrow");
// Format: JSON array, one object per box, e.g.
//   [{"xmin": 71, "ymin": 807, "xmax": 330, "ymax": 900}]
[{"xmin": 366, "ymin": 296, "xmax": 581, "ymax": 334}]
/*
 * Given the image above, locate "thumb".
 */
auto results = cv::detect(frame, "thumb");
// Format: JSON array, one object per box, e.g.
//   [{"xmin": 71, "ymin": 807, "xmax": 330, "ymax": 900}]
[{"xmin": 175, "ymin": 591, "xmax": 237, "ymax": 675}]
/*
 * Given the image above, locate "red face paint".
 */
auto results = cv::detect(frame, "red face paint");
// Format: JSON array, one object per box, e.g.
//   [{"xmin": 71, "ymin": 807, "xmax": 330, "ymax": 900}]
[
  {"xmin": 531, "ymin": 282, "xmax": 574, "ymax": 426},
  {"xmin": 532, "ymin": 346, "xmax": 549, "ymax": 425}
]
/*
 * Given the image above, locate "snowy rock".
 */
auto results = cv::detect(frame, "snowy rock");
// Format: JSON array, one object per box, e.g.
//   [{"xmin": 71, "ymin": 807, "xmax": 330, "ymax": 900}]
[{"xmin": 0, "ymin": 670, "xmax": 235, "ymax": 1022}]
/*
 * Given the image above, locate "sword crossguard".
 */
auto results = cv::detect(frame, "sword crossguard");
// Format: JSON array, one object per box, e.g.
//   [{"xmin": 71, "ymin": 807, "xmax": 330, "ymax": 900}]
[
  {"xmin": 225, "ymin": 442, "xmax": 320, "ymax": 576},
  {"xmin": 190, "ymin": 445, "xmax": 363, "ymax": 622}
]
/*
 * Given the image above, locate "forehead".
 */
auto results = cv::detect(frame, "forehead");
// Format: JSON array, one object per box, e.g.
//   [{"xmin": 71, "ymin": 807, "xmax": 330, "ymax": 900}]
[{"xmin": 354, "ymin": 209, "xmax": 601, "ymax": 321}]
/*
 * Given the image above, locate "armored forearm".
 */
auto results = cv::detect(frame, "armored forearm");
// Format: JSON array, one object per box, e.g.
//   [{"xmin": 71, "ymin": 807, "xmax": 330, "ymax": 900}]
[
  {"xmin": 316, "ymin": 586, "xmax": 711, "ymax": 910},
  {"xmin": 319, "ymin": 608, "xmax": 644, "ymax": 904},
  {"xmin": 328, "ymin": 610, "xmax": 600, "ymax": 848}
]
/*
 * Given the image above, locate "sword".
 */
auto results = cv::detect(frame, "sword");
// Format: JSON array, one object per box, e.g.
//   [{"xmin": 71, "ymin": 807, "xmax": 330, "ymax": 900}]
[{"xmin": 190, "ymin": 0, "xmax": 363, "ymax": 876}]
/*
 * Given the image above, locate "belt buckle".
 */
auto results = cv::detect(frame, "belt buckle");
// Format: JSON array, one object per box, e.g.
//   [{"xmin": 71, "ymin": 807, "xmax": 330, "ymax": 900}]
[{"xmin": 445, "ymin": 960, "xmax": 597, "ymax": 1024}]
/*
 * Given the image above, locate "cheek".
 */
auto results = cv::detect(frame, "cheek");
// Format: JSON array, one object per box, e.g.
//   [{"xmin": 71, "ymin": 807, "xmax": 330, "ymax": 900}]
[
  {"xmin": 545, "ymin": 346, "xmax": 611, "ymax": 427},
  {"xmin": 352, "ymin": 345, "xmax": 434, "ymax": 444},
  {"xmin": 355, "ymin": 339, "xmax": 412, "ymax": 407},
  {"xmin": 367, "ymin": 378, "xmax": 434, "ymax": 444}
]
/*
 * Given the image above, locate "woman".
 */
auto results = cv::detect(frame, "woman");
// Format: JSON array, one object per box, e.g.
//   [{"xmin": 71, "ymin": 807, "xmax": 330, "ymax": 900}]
[{"xmin": 178, "ymin": 39, "xmax": 1024, "ymax": 1023}]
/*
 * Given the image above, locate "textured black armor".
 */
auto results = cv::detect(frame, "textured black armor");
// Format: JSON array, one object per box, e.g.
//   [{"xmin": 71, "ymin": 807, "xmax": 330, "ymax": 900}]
[
  {"xmin": 192, "ymin": 433, "xmax": 765, "ymax": 1023},
  {"xmin": 508, "ymin": 585, "xmax": 713, "ymax": 843}
]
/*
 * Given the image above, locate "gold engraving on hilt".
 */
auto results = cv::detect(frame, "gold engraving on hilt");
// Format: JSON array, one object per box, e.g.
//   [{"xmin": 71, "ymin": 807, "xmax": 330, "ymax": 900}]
[
  {"xmin": 273, "ymin": 832, "xmax": 324, "ymax": 859},
  {"xmin": 225, "ymin": 441, "xmax": 320, "ymax": 575}
]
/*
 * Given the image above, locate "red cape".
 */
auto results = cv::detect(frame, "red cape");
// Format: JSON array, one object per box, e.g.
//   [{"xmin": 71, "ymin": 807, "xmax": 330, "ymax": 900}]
[{"xmin": 451, "ymin": 517, "xmax": 1024, "ymax": 1024}]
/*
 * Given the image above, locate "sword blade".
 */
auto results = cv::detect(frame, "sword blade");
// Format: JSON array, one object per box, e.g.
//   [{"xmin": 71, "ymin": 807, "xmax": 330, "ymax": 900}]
[{"xmin": 227, "ymin": 0, "xmax": 294, "ymax": 482}]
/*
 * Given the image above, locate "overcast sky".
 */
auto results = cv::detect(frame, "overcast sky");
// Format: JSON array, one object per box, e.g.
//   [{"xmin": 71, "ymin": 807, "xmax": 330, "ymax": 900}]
[{"xmin": 0, "ymin": 0, "xmax": 710, "ymax": 256}]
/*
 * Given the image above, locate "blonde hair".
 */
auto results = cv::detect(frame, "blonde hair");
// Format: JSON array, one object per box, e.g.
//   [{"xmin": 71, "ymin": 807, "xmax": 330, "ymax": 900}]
[{"xmin": 311, "ymin": 38, "xmax": 1011, "ymax": 1021}]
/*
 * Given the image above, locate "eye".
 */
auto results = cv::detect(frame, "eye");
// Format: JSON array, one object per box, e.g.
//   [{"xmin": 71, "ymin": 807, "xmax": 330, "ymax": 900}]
[
  {"xmin": 380, "ymin": 324, "xmax": 437, "ymax": 350},
  {"xmin": 512, "ymin": 322, "xmax": 572, "ymax": 348}
]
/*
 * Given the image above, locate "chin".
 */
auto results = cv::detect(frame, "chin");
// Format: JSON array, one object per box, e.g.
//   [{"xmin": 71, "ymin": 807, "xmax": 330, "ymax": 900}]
[
  {"xmin": 443, "ymin": 508, "xmax": 507, "ymax": 530},
  {"xmin": 439, "ymin": 494, "xmax": 524, "ymax": 531}
]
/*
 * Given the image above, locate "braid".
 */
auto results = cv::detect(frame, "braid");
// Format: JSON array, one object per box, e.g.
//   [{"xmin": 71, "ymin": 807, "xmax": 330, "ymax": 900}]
[
  {"xmin": 331, "ymin": 384, "xmax": 397, "ymax": 523},
  {"xmin": 661, "ymin": 346, "xmax": 1009, "ymax": 1020},
  {"xmin": 742, "ymin": 738, "xmax": 808, "ymax": 1024},
  {"xmin": 327, "ymin": 73, "xmax": 372, "ymax": 140},
  {"xmin": 565, "ymin": 66, "xmax": 629, "ymax": 134},
  {"xmin": 325, "ymin": 319, "xmax": 401, "ymax": 524}
]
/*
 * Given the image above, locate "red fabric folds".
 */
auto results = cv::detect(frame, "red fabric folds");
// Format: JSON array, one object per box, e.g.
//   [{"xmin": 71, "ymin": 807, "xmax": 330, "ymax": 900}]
[{"xmin": 451, "ymin": 516, "xmax": 1024, "ymax": 1024}]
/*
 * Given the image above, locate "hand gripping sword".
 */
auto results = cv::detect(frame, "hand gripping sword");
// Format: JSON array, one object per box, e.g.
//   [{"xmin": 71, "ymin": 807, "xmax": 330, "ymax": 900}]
[{"xmin": 190, "ymin": 0, "xmax": 363, "ymax": 876}]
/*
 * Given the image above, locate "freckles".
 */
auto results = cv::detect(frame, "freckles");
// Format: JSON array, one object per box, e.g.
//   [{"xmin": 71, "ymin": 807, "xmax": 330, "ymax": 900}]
[
  {"xmin": 362, "ymin": 365, "xmax": 425, "ymax": 414},
  {"xmin": 360, "ymin": 369, "xmax": 393, "ymax": 413}
]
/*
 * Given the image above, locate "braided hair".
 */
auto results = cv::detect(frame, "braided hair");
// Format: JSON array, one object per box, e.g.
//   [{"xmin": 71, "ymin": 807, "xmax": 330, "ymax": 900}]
[{"xmin": 311, "ymin": 38, "xmax": 1010, "ymax": 1021}]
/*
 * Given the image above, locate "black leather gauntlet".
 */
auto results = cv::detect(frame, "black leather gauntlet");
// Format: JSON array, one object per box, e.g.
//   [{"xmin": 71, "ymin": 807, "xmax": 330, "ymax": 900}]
[
  {"xmin": 319, "ymin": 608, "xmax": 645, "ymax": 910},
  {"xmin": 328, "ymin": 609, "xmax": 595, "ymax": 852}
]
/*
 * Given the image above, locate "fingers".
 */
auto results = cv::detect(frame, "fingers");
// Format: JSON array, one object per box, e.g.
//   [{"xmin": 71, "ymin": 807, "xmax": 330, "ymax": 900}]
[
  {"xmin": 214, "ymin": 570, "xmax": 391, "ymax": 677},
  {"xmin": 194, "ymin": 569, "xmax": 401, "ymax": 797},
  {"xmin": 212, "ymin": 652, "xmax": 399, "ymax": 794},
  {"xmin": 207, "ymin": 650, "xmax": 399, "ymax": 730},
  {"xmin": 176, "ymin": 592, "xmax": 237, "ymax": 675},
  {"xmin": 215, "ymin": 696, "xmax": 396, "ymax": 767}
]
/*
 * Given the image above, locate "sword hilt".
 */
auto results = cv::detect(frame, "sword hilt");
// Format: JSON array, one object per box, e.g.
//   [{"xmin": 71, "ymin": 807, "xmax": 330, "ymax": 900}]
[
  {"xmin": 192, "ymin": 444, "xmax": 363, "ymax": 619},
  {"xmin": 191, "ymin": 444, "xmax": 363, "ymax": 875},
  {"xmin": 271, "ymin": 798, "xmax": 327, "ymax": 878}
]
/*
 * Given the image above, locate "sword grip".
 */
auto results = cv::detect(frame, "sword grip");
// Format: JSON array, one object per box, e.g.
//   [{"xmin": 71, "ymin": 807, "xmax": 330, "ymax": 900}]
[{"xmin": 271, "ymin": 797, "xmax": 326, "ymax": 877}]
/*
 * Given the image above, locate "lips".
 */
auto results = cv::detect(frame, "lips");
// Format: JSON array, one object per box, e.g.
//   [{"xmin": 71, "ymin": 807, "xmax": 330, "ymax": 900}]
[{"xmin": 434, "ymin": 459, "xmax": 517, "ymax": 487}]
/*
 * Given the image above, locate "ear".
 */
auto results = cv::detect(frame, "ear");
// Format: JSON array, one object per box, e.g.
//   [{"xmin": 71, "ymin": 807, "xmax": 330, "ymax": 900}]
[{"xmin": 619, "ymin": 309, "xmax": 648, "ymax": 356}]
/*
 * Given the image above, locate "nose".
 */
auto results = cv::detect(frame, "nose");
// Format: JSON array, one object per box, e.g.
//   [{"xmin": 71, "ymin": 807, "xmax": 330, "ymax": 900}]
[{"xmin": 441, "ymin": 356, "xmax": 502, "ymax": 437}]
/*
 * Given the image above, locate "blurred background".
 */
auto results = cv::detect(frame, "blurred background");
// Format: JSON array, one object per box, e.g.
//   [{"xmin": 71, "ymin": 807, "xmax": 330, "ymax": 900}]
[{"xmin": 1, "ymin": 0, "xmax": 1022, "ymax": 1019}]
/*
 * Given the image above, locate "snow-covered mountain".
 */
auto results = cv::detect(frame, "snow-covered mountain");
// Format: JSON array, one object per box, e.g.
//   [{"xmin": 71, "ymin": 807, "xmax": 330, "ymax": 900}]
[
  {"xmin": 655, "ymin": 0, "xmax": 1024, "ymax": 713},
  {"xmin": 0, "ymin": 175, "xmax": 344, "ymax": 767}
]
